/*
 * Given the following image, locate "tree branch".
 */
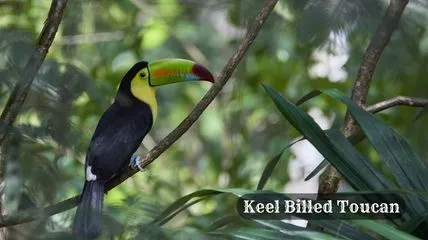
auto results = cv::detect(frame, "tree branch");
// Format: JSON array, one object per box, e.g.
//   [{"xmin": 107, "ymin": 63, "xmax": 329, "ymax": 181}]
[
  {"xmin": 318, "ymin": 0, "xmax": 410, "ymax": 195},
  {"xmin": 0, "ymin": 0, "xmax": 68, "ymax": 231},
  {"xmin": 0, "ymin": 0, "xmax": 279, "ymax": 227},
  {"xmin": 366, "ymin": 96, "xmax": 428, "ymax": 113},
  {"xmin": 0, "ymin": 0, "xmax": 68, "ymax": 146},
  {"xmin": 118, "ymin": 0, "xmax": 279, "ymax": 188}
]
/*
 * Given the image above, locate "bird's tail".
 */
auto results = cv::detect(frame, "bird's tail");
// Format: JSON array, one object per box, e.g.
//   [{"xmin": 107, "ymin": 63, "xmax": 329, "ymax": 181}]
[{"xmin": 73, "ymin": 180, "xmax": 104, "ymax": 239}]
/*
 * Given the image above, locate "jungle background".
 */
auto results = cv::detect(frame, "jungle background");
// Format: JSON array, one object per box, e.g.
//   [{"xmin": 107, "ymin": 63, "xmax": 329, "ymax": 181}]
[{"xmin": 0, "ymin": 0, "xmax": 427, "ymax": 239}]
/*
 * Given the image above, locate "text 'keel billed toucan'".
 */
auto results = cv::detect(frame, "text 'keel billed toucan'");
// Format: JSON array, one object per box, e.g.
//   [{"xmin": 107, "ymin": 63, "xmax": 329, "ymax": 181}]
[{"xmin": 72, "ymin": 59, "xmax": 214, "ymax": 239}]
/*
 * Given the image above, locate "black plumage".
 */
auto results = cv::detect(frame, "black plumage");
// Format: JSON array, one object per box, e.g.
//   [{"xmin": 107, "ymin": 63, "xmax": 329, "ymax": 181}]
[
  {"xmin": 86, "ymin": 98, "xmax": 153, "ymax": 179},
  {"xmin": 73, "ymin": 62, "xmax": 153, "ymax": 239}
]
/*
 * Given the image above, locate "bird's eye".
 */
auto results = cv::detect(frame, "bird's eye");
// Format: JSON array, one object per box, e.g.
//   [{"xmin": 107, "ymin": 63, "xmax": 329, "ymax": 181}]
[{"xmin": 139, "ymin": 72, "xmax": 146, "ymax": 78}]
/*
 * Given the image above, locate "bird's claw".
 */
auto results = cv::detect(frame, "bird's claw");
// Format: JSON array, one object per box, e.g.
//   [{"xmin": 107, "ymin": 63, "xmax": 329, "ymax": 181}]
[{"xmin": 130, "ymin": 155, "xmax": 145, "ymax": 172}]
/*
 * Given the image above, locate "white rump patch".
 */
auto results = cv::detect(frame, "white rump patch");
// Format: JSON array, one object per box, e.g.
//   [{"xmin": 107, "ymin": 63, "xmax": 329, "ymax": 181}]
[{"xmin": 86, "ymin": 165, "xmax": 97, "ymax": 181}]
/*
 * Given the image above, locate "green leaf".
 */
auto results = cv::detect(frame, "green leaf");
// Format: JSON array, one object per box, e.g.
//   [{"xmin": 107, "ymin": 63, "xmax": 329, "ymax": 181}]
[
  {"xmin": 257, "ymin": 137, "xmax": 304, "ymax": 190},
  {"xmin": 304, "ymin": 159, "xmax": 328, "ymax": 181},
  {"xmin": 211, "ymin": 227, "xmax": 306, "ymax": 240},
  {"xmin": 264, "ymin": 86, "xmax": 427, "ymax": 217},
  {"xmin": 323, "ymin": 89, "xmax": 428, "ymax": 191},
  {"xmin": 352, "ymin": 220, "xmax": 421, "ymax": 240},
  {"xmin": 257, "ymin": 151, "xmax": 284, "ymax": 190},
  {"xmin": 305, "ymin": 127, "xmax": 367, "ymax": 182},
  {"xmin": 210, "ymin": 227, "xmax": 334, "ymax": 240},
  {"xmin": 322, "ymin": 129, "xmax": 408, "ymax": 223},
  {"xmin": 325, "ymin": 129, "xmax": 394, "ymax": 190},
  {"xmin": 295, "ymin": 90, "xmax": 322, "ymax": 106},
  {"xmin": 205, "ymin": 215, "xmax": 242, "ymax": 232},
  {"xmin": 156, "ymin": 196, "xmax": 210, "ymax": 226},
  {"xmin": 304, "ymin": 127, "xmax": 368, "ymax": 182},
  {"xmin": 400, "ymin": 212, "xmax": 428, "ymax": 234},
  {"xmin": 154, "ymin": 186, "xmax": 413, "ymax": 240},
  {"xmin": 311, "ymin": 220, "xmax": 377, "ymax": 240},
  {"xmin": 152, "ymin": 189, "xmax": 220, "ymax": 225},
  {"xmin": 254, "ymin": 220, "xmax": 340, "ymax": 239},
  {"xmin": 152, "ymin": 188, "xmax": 260, "ymax": 226},
  {"xmin": 260, "ymin": 88, "xmax": 324, "ymax": 184},
  {"xmin": 262, "ymin": 84, "xmax": 371, "ymax": 190}
]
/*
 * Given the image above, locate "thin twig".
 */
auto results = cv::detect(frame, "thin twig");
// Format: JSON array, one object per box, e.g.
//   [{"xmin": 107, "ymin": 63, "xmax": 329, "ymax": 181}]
[
  {"xmin": 318, "ymin": 0, "xmax": 410, "ymax": 194},
  {"xmin": 350, "ymin": 0, "xmax": 410, "ymax": 108},
  {"xmin": 0, "ymin": 0, "xmax": 279, "ymax": 227},
  {"xmin": 0, "ymin": 0, "xmax": 68, "ymax": 146},
  {"xmin": 366, "ymin": 96, "xmax": 428, "ymax": 113}
]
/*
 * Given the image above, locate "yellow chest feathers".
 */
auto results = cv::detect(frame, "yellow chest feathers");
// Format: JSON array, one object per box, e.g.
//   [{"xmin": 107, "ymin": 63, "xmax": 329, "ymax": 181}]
[{"xmin": 130, "ymin": 77, "xmax": 158, "ymax": 123}]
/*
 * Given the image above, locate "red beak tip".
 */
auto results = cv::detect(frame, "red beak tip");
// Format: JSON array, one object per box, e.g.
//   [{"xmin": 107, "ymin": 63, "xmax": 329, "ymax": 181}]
[{"xmin": 192, "ymin": 63, "xmax": 215, "ymax": 83}]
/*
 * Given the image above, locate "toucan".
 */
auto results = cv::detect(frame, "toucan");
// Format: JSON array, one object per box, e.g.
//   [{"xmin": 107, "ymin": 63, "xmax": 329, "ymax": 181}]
[{"xmin": 72, "ymin": 59, "xmax": 214, "ymax": 239}]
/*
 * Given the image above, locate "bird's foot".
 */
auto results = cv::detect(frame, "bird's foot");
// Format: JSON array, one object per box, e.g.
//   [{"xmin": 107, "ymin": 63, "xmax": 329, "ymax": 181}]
[{"xmin": 130, "ymin": 155, "xmax": 145, "ymax": 172}]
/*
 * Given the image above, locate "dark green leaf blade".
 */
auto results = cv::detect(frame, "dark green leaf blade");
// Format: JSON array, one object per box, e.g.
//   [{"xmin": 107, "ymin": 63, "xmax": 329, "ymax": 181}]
[
  {"xmin": 296, "ymin": 90, "xmax": 322, "ymax": 106},
  {"xmin": 257, "ymin": 151, "xmax": 284, "ymax": 190},
  {"xmin": 311, "ymin": 219, "xmax": 377, "ymax": 240},
  {"xmin": 263, "ymin": 84, "xmax": 370, "ymax": 190},
  {"xmin": 323, "ymin": 89, "xmax": 428, "ymax": 191},
  {"xmin": 305, "ymin": 159, "xmax": 328, "ymax": 181},
  {"xmin": 352, "ymin": 220, "xmax": 421, "ymax": 240},
  {"xmin": 205, "ymin": 215, "xmax": 242, "ymax": 232},
  {"xmin": 257, "ymin": 137, "xmax": 304, "ymax": 190},
  {"xmin": 151, "ymin": 189, "xmax": 220, "ymax": 225}
]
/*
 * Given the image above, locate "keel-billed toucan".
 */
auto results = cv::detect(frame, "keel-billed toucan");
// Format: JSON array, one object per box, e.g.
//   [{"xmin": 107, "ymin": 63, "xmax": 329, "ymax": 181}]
[{"xmin": 72, "ymin": 59, "xmax": 214, "ymax": 239}]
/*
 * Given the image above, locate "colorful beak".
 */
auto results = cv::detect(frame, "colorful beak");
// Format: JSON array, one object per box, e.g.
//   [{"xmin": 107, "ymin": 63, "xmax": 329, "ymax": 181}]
[{"xmin": 148, "ymin": 59, "xmax": 214, "ymax": 86}]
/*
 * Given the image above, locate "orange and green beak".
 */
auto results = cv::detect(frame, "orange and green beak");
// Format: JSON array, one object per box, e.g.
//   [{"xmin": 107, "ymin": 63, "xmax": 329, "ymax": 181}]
[{"xmin": 148, "ymin": 59, "xmax": 214, "ymax": 86}]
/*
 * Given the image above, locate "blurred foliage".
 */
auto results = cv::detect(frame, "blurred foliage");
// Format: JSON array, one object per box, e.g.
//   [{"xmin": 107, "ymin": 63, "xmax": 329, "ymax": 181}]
[{"xmin": 0, "ymin": 0, "xmax": 427, "ymax": 239}]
